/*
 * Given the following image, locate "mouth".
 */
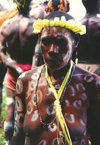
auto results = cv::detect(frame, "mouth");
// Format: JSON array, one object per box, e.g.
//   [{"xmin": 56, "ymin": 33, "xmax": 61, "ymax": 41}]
[
  {"xmin": 45, "ymin": 59, "xmax": 61, "ymax": 68},
  {"xmin": 46, "ymin": 59, "xmax": 61, "ymax": 63}
]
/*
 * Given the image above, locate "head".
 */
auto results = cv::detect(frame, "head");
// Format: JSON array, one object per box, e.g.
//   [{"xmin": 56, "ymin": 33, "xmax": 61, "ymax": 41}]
[
  {"xmin": 29, "ymin": 0, "xmax": 49, "ymax": 20},
  {"xmin": 33, "ymin": 11, "xmax": 86, "ymax": 71},
  {"xmin": 13, "ymin": 0, "xmax": 31, "ymax": 16},
  {"xmin": 46, "ymin": 0, "xmax": 70, "ymax": 13},
  {"xmin": 82, "ymin": 0, "xmax": 99, "ymax": 13}
]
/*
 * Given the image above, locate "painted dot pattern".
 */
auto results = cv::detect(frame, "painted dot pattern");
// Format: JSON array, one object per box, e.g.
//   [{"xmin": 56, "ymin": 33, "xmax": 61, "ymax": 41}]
[{"xmin": 14, "ymin": 66, "xmax": 100, "ymax": 144}]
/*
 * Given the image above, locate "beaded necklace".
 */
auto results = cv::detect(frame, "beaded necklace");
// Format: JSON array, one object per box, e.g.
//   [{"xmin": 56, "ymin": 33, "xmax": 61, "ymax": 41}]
[
  {"xmin": 35, "ymin": 61, "xmax": 74, "ymax": 145},
  {"xmin": 45, "ymin": 61, "xmax": 73, "ymax": 145}
]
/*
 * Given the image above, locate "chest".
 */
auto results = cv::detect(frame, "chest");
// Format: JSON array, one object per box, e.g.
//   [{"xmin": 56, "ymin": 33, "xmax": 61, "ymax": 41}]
[{"xmin": 23, "ymin": 76, "xmax": 89, "ymax": 144}]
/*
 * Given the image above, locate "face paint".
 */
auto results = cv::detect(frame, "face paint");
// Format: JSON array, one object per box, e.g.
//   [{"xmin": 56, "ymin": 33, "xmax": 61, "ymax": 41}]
[{"xmin": 40, "ymin": 26, "xmax": 74, "ymax": 71}]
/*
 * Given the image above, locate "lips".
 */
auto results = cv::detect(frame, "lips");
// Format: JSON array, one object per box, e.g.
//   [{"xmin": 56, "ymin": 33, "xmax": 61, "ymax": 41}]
[
  {"xmin": 46, "ymin": 59, "xmax": 62, "ymax": 64},
  {"xmin": 45, "ymin": 59, "xmax": 62, "ymax": 69}
]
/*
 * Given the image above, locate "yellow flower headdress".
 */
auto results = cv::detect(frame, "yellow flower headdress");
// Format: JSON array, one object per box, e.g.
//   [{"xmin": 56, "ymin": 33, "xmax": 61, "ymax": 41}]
[{"xmin": 33, "ymin": 16, "xmax": 86, "ymax": 35}]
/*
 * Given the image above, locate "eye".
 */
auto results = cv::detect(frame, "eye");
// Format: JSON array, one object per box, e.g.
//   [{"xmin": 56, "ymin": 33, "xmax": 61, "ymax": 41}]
[
  {"xmin": 41, "ymin": 38, "xmax": 52, "ymax": 46},
  {"xmin": 56, "ymin": 38, "xmax": 68, "ymax": 47}
]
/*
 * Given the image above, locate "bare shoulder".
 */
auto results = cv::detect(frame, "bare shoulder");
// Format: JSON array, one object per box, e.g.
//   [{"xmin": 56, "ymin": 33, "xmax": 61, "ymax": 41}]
[
  {"xmin": 80, "ymin": 16, "xmax": 88, "ymax": 25},
  {"xmin": 74, "ymin": 65, "xmax": 100, "ymax": 84},
  {"xmin": 0, "ymin": 15, "xmax": 20, "ymax": 42},
  {"xmin": 18, "ymin": 65, "xmax": 44, "ymax": 82},
  {"xmin": 19, "ymin": 16, "xmax": 33, "ymax": 36},
  {"xmin": 16, "ymin": 65, "xmax": 44, "ymax": 95},
  {"xmin": 88, "ymin": 16, "xmax": 100, "ymax": 34}
]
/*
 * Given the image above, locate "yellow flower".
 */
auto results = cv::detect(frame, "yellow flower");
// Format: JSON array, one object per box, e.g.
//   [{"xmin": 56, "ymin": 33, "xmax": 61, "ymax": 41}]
[
  {"xmin": 33, "ymin": 16, "xmax": 86, "ymax": 35},
  {"xmin": 54, "ymin": 17, "xmax": 60, "ymax": 26},
  {"xmin": 49, "ymin": 20, "xmax": 55, "ymax": 26},
  {"xmin": 43, "ymin": 19, "xmax": 49, "ymax": 27}
]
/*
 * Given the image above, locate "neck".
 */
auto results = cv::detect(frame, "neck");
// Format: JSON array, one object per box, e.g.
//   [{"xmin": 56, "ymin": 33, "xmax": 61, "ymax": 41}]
[
  {"xmin": 47, "ymin": 62, "xmax": 71, "ymax": 81},
  {"xmin": 86, "ymin": 9, "xmax": 98, "ymax": 15}
]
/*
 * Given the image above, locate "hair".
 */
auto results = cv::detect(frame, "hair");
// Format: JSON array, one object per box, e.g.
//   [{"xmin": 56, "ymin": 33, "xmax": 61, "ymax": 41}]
[
  {"xmin": 45, "ymin": 0, "xmax": 70, "ymax": 12},
  {"xmin": 82, "ymin": 0, "xmax": 98, "ymax": 13},
  {"xmin": 45, "ymin": 11, "xmax": 74, "ymax": 21},
  {"xmin": 13, "ymin": 0, "xmax": 32, "ymax": 16}
]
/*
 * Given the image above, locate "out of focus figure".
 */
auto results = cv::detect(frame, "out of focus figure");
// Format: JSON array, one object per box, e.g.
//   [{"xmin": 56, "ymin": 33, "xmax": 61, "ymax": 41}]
[{"xmin": 77, "ymin": 0, "xmax": 100, "ymax": 76}]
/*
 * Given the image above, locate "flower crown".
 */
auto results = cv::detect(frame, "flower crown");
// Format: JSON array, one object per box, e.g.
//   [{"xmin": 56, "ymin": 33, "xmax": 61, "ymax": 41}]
[{"xmin": 33, "ymin": 16, "xmax": 86, "ymax": 35}]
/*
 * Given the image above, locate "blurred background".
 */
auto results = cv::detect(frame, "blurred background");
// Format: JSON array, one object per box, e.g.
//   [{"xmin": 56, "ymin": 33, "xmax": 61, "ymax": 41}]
[{"xmin": 0, "ymin": 0, "xmax": 86, "ymax": 20}]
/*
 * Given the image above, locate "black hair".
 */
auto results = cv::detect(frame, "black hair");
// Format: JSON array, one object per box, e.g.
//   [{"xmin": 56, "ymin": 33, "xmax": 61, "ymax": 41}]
[
  {"xmin": 82, "ymin": 0, "xmax": 98, "ymax": 13},
  {"xmin": 13, "ymin": 0, "xmax": 32, "ymax": 16},
  {"xmin": 46, "ymin": 0, "xmax": 70, "ymax": 12},
  {"xmin": 45, "ymin": 11, "xmax": 74, "ymax": 20},
  {"xmin": 52, "ymin": 0, "xmax": 60, "ymax": 11}
]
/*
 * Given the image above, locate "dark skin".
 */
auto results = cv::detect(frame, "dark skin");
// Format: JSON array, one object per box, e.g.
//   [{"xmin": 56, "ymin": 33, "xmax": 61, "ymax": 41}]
[
  {"xmin": 12, "ymin": 23, "xmax": 100, "ymax": 145},
  {"xmin": 31, "ymin": 0, "xmax": 71, "ymax": 68},
  {"xmin": 11, "ymin": 26, "xmax": 76, "ymax": 145},
  {"xmin": 0, "ymin": 0, "xmax": 49, "ymax": 143},
  {"xmin": 77, "ymin": 0, "xmax": 100, "ymax": 63}
]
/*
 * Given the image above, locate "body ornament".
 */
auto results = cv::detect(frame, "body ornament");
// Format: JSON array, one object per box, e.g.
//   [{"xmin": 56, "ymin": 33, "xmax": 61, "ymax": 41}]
[
  {"xmin": 33, "ymin": 16, "xmax": 86, "ymax": 35},
  {"xmin": 45, "ymin": 61, "xmax": 74, "ymax": 145}
]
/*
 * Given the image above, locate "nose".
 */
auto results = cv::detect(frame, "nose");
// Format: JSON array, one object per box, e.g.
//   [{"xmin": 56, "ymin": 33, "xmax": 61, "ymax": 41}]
[{"xmin": 48, "ymin": 44, "xmax": 59, "ymax": 57}]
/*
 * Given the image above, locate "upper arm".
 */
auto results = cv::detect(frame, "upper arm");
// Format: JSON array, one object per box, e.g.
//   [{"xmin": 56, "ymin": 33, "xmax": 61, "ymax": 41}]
[
  {"xmin": 12, "ymin": 77, "xmax": 26, "ymax": 145},
  {"xmin": 87, "ymin": 76, "xmax": 100, "ymax": 144}
]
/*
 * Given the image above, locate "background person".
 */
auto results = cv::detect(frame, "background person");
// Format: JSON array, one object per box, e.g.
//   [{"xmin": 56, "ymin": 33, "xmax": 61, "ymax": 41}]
[
  {"xmin": 0, "ymin": 0, "xmax": 49, "ymax": 144},
  {"xmin": 76, "ymin": 0, "xmax": 100, "ymax": 76}
]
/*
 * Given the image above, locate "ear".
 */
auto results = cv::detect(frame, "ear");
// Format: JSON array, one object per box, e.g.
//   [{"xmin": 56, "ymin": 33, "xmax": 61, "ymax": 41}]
[
  {"xmin": 72, "ymin": 34, "xmax": 80, "ymax": 49},
  {"xmin": 72, "ymin": 34, "xmax": 80, "ymax": 62}
]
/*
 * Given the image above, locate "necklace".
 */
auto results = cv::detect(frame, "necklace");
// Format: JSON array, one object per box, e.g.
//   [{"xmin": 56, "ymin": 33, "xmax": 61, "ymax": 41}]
[
  {"xmin": 35, "ymin": 62, "xmax": 74, "ymax": 123},
  {"xmin": 36, "ymin": 62, "xmax": 74, "ymax": 145},
  {"xmin": 35, "ymin": 66, "xmax": 56, "ymax": 126},
  {"xmin": 45, "ymin": 61, "xmax": 73, "ymax": 145}
]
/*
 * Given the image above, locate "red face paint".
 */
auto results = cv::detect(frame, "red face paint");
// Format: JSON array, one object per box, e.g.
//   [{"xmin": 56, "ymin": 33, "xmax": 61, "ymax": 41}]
[{"xmin": 41, "ymin": 26, "xmax": 74, "ymax": 71}]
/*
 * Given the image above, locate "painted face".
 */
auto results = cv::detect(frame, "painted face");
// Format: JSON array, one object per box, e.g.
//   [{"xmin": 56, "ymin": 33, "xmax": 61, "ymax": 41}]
[{"xmin": 40, "ymin": 26, "xmax": 74, "ymax": 71}]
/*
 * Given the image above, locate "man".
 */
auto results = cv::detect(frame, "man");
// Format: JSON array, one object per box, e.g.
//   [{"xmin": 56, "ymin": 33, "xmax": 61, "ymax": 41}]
[
  {"xmin": 0, "ymin": 0, "xmax": 48, "ymax": 144},
  {"xmin": 12, "ymin": 11, "xmax": 100, "ymax": 145},
  {"xmin": 77, "ymin": 0, "xmax": 100, "ymax": 76}
]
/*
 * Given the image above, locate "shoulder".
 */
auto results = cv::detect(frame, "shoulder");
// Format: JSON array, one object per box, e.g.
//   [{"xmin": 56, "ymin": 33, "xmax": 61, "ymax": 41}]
[
  {"xmin": 0, "ymin": 15, "xmax": 20, "ymax": 39},
  {"xmin": 87, "ymin": 16, "xmax": 100, "ymax": 33},
  {"xmin": 16, "ymin": 65, "xmax": 44, "ymax": 95},
  {"xmin": 19, "ymin": 16, "xmax": 33, "ymax": 36},
  {"xmin": 80, "ymin": 16, "xmax": 88, "ymax": 25},
  {"xmin": 74, "ymin": 64, "xmax": 100, "ymax": 88},
  {"xmin": 18, "ymin": 65, "xmax": 44, "ymax": 82}
]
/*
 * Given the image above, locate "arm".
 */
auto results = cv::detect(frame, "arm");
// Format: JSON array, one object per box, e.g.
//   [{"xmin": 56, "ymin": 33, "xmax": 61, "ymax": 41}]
[
  {"xmin": 11, "ymin": 78, "xmax": 26, "ymax": 145},
  {"xmin": 0, "ymin": 47, "xmax": 23, "ymax": 74},
  {"xmin": 32, "ymin": 38, "xmax": 44, "ymax": 68},
  {"xmin": 0, "ymin": 19, "xmax": 24, "ymax": 75},
  {"xmin": 87, "ymin": 76, "xmax": 100, "ymax": 145}
]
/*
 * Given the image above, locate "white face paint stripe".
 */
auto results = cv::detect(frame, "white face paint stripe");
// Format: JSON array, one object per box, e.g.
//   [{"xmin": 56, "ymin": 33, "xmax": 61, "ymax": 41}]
[{"xmin": 6, "ymin": 98, "xmax": 14, "ymax": 105}]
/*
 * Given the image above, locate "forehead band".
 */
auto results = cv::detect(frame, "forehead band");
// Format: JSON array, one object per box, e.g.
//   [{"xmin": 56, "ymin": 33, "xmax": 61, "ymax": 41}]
[{"xmin": 33, "ymin": 16, "xmax": 86, "ymax": 35}]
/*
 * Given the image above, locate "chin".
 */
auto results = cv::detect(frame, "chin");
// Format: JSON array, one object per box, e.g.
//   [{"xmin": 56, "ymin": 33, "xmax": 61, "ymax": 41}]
[{"xmin": 47, "ymin": 63, "xmax": 68, "ymax": 72}]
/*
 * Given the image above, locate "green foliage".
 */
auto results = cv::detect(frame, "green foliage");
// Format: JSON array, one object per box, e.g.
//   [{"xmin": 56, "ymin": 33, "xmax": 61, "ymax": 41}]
[{"xmin": 0, "ymin": 86, "xmax": 6, "ymax": 145}]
